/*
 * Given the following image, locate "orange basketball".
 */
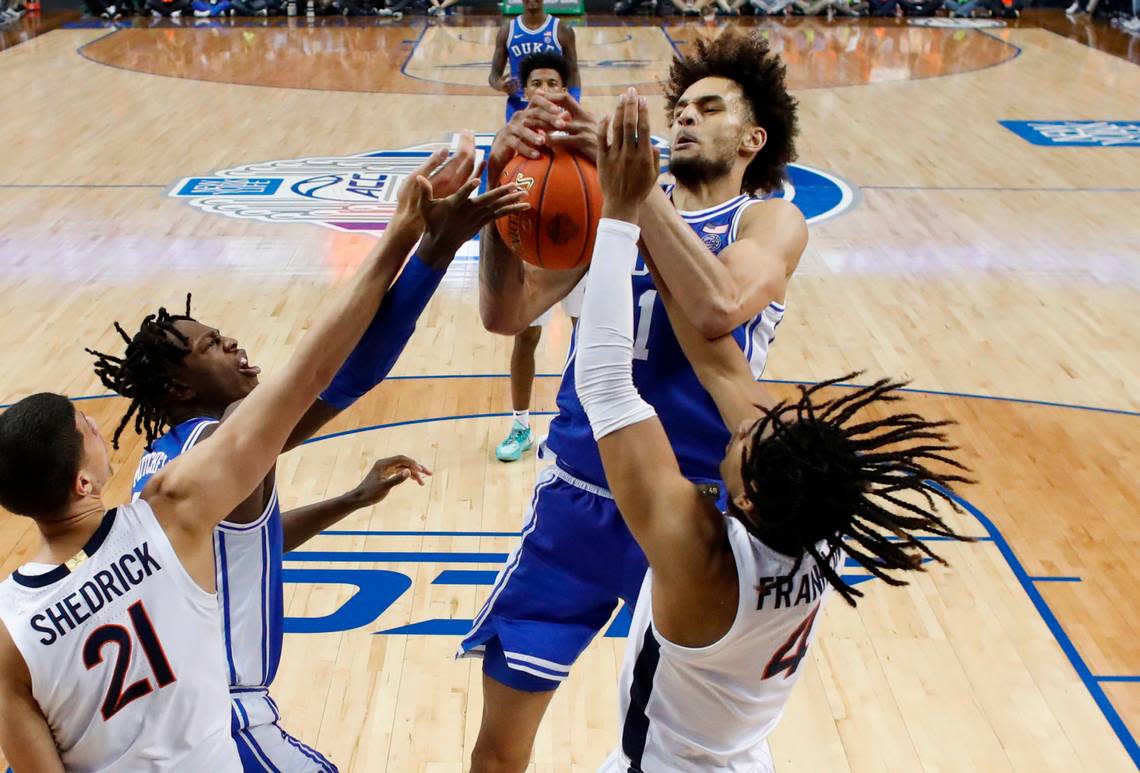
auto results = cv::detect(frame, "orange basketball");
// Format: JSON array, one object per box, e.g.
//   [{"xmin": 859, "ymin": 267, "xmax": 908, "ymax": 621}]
[{"xmin": 495, "ymin": 145, "xmax": 603, "ymax": 271}]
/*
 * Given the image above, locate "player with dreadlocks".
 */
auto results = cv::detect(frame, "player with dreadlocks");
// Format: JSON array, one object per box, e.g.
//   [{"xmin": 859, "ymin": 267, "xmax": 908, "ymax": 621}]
[
  {"xmin": 463, "ymin": 30, "xmax": 807, "ymax": 771},
  {"xmin": 576, "ymin": 91, "xmax": 973, "ymax": 772},
  {"xmin": 84, "ymin": 135, "xmax": 530, "ymax": 773}
]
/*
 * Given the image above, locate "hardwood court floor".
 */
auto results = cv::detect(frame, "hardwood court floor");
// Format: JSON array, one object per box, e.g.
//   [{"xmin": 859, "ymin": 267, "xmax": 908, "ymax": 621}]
[{"xmin": 0, "ymin": 10, "xmax": 1138, "ymax": 772}]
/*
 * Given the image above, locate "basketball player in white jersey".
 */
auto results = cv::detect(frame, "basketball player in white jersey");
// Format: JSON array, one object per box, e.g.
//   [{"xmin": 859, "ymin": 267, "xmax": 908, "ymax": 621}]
[
  {"xmin": 0, "ymin": 152, "xmax": 527, "ymax": 772},
  {"xmin": 576, "ymin": 92, "xmax": 974, "ymax": 771},
  {"xmin": 467, "ymin": 30, "xmax": 807, "ymax": 771},
  {"xmin": 82, "ymin": 138, "xmax": 493, "ymax": 772}
]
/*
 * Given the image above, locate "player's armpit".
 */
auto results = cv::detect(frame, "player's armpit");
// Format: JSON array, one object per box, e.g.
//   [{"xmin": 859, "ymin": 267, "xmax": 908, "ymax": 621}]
[{"xmin": 0, "ymin": 625, "xmax": 65, "ymax": 773}]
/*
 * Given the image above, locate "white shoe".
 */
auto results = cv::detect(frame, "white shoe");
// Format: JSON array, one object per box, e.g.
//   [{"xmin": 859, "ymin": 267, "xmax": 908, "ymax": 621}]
[{"xmin": 1064, "ymin": 1, "xmax": 1080, "ymax": 12}]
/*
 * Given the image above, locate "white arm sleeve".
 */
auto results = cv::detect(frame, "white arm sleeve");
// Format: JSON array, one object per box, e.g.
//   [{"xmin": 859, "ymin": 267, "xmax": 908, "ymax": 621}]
[{"xmin": 575, "ymin": 218, "xmax": 657, "ymax": 441}]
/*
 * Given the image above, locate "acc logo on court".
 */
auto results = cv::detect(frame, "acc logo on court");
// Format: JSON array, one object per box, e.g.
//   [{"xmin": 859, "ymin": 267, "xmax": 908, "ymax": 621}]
[{"xmin": 169, "ymin": 133, "xmax": 856, "ymax": 242}]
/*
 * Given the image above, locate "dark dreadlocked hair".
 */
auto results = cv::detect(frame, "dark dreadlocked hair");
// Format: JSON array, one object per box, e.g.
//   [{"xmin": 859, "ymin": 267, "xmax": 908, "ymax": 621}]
[
  {"xmin": 85, "ymin": 295, "xmax": 196, "ymax": 451},
  {"xmin": 664, "ymin": 29, "xmax": 799, "ymax": 196},
  {"xmin": 733, "ymin": 374, "xmax": 974, "ymax": 607}
]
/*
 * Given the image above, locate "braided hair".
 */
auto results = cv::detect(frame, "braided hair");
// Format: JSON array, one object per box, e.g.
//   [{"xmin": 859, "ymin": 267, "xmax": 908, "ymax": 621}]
[
  {"xmin": 734, "ymin": 374, "xmax": 974, "ymax": 607},
  {"xmin": 86, "ymin": 295, "xmax": 196, "ymax": 450}
]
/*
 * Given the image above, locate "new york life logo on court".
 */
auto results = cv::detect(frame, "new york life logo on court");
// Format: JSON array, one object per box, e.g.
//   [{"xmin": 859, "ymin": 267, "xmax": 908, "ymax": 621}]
[{"xmin": 170, "ymin": 133, "xmax": 856, "ymax": 253}]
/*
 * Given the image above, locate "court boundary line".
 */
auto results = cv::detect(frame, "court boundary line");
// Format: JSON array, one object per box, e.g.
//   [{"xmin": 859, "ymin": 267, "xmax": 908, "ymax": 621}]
[
  {"xmin": 9, "ymin": 375, "xmax": 1136, "ymax": 417},
  {"xmin": 0, "ymin": 401, "xmax": 1134, "ymax": 767},
  {"xmin": 927, "ymin": 482, "xmax": 1139, "ymax": 767},
  {"xmin": 290, "ymin": 413, "xmax": 1140, "ymax": 765},
  {"xmin": 70, "ymin": 21, "xmax": 1023, "ymax": 96},
  {"xmin": 859, "ymin": 185, "xmax": 1140, "ymax": 193}
]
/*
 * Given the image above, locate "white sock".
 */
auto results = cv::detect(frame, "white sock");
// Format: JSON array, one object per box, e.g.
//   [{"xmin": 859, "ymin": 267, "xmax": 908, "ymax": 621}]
[{"xmin": 512, "ymin": 410, "xmax": 530, "ymax": 429}]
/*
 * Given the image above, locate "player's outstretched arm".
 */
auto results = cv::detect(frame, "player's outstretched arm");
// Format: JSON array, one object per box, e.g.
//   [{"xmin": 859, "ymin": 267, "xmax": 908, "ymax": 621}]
[
  {"xmin": 144, "ymin": 162, "xmax": 527, "ymax": 567},
  {"xmin": 577, "ymin": 91, "xmax": 735, "ymax": 647},
  {"xmin": 0, "ymin": 623, "xmax": 64, "ymax": 773},
  {"xmin": 637, "ymin": 170, "xmax": 807, "ymax": 340},
  {"xmin": 281, "ymin": 455, "xmax": 430, "ymax": 553},
  {"xmin": 282, "ymin": 134, "xmax": 481, "ymax": 448}
]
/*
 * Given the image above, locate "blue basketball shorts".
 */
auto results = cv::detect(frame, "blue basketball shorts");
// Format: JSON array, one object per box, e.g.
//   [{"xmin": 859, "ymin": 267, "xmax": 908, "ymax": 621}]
[{"xmin": 457, "ymin": 463, "xmax": 648, "ymax": 691}]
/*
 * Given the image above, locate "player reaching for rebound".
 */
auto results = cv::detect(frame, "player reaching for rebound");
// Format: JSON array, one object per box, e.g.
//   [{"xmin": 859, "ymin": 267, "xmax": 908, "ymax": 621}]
[
  {"xmin": 579, "ymin": 91, "xmax": 974, "ymax": 771},
  {"xmin": 79, "ymin": 136, "xmax": 522, "ymax": 773},
  {"xmin": 0, "ymin": 150, "xmax": 527, "ymax": 772},
  {"xmin": 464, "ymin": 30, "xmax": 808, "ymax": 771},
  {"xmin": 489, "ymin": 0, "xmax": 579, "ymax": 124}
]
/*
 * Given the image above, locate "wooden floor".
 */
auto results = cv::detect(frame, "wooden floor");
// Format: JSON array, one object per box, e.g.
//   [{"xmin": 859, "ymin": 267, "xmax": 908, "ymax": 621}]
[{"xmin": 1, "ymin": 10, "xmax": 1138, "ymax": 772}]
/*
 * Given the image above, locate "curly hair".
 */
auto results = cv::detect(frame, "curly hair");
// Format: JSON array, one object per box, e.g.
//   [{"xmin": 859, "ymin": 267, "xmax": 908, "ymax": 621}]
[
  {"xmin": 664, "ymin": 29, "xmax": 799, "ymax": 195},
  {"xmin": 733, "ymin": 374, "xmax": 974, "ymax": 607},
  {"xmin": 519, "ymin": 51, "xmax": 570, "ymax": 90}
]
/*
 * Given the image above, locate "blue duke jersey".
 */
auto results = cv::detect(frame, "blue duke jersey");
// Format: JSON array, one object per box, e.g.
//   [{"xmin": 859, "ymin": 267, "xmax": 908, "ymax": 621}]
[
  {"xmin": 547, "ymin": 193, "xmax": 786, "ymax": 488},
  {"xmin": 458, "ymin": 193, "xmax": 787, "ymax": 687},
  {"xmin": 132, "ymin": 418, "xmax": 286, "ymax": 740},
  {"xmin": 505, "ymin": 15, "xmax": 562, "ymax": 119}
]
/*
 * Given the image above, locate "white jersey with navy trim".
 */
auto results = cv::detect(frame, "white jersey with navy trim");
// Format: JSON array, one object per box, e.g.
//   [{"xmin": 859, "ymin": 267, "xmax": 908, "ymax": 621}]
[
  {"xmin": 601, "ymin": 518, "xmax": 841, "ymax": 772},
  {"xmin": 548, "ymin": 192, "xmax": 785, "ymax": 488},
  {"xmin": 131, "ymin": 418, "xmax": 286, "ymax": 739},
  {"xmin": 0, "ymin": 501, "xmax": 240, "ymax": 772}
]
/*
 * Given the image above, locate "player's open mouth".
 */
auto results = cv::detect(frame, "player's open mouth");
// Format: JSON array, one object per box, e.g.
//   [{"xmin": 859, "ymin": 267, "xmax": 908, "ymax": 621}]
[
  {"xmin": 674, "ymin": 137, "xmax": 697, "ymax": 151},
  {"xmin": 238, "ymin": 353, "xmax": 261, "ymax": 377}
]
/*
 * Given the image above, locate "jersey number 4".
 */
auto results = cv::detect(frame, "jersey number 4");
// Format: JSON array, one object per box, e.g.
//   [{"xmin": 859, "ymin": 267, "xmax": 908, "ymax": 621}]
[
  {"xmin": 83, "ymin": 601, "xmax": 176, "ymax": 721},
  {"xmin": 762, "ymin": 605, "xmax": 820, "ymax": 680}
]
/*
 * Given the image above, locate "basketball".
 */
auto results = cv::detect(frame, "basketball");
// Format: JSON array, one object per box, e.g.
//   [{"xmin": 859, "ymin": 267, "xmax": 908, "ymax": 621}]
[{"xmin": 495, "ymin": 145, "xmax": 603, "ymax": 271}]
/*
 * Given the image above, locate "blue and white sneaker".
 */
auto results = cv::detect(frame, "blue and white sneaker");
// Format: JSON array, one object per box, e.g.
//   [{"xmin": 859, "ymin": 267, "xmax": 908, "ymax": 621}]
[{"xmin": 495, "ymin": 422, "xmax": 534, "ymax": 463}]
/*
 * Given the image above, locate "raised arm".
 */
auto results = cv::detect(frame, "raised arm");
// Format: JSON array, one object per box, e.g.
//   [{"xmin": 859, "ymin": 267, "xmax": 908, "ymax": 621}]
[
  {"xmin": 145, "ymin": 159, "xmax": 527, "ymax": 561},
  {"xmin": 576, "ymin": 90, "xmax": 734, "ymax": 646},
  {"xmin": 478, "ymin": 102, "xmax": 596, "ymax": 335},
  {"xmin": 478, "ymin": 221, "xmax": 587, "ymax": 336},
  {"xmin": 638, "ymin": 187, "xmax": 806, "ymax": 339},
  {"xmin": 282, "ymin": 134, "xmax": 480, "ymax": 448}
]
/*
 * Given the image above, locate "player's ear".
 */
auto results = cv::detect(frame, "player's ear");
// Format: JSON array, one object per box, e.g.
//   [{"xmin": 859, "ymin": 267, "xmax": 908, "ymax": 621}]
[
  {"xmin": 731, "ymin": 491, "xmax": 755, "ymax": 516},
  {"xmin": 75, "ymin": 457, "xmax": 98, "ymax": 498},
  {"xmin": 740, "ymin": 126, "xmax": 766, "ymax": 157},
  {"xmin": 166, "ymin": 380, "xmax": 194, "ymax": 402}
]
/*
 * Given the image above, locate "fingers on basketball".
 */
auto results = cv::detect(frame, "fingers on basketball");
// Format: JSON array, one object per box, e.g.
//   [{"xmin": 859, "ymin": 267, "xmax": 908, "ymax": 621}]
[{"xmin": 494, "ymin": 147, "xmax": 601, "ymax": 271}]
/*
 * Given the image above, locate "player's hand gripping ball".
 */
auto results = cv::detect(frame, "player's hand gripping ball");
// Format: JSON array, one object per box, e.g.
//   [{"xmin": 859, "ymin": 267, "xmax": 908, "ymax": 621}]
[{"xmin": 495, "ymin": 145, "xmax": 603, "ymax": 271}]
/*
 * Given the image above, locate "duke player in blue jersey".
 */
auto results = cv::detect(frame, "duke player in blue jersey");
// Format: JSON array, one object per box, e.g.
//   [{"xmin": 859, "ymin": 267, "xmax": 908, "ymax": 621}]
[
  {"xmin": 85, "ymin": 138, "xmax": 530, "ymax": 773},
  {"xmin": 488, "ymin": 0, "xmax": 579, "ymax": 124},
  {"xmin": 463, "ymin": 30, "xmax": 809, "ymax": 771}
]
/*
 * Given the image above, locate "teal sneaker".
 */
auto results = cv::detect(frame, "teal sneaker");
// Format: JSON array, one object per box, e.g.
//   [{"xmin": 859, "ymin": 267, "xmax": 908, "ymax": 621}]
[{"xmin": 495, "ymin": 423, "xmax": 534, "ymax": 462}]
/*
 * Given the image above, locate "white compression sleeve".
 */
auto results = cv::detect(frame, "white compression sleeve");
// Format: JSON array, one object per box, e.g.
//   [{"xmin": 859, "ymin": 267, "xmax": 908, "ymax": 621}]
[{"xmin": 575, "ymin": 218, "xmax": 658, "ymax": 441}]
